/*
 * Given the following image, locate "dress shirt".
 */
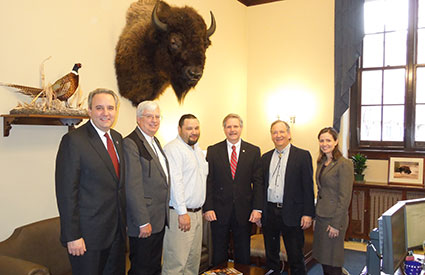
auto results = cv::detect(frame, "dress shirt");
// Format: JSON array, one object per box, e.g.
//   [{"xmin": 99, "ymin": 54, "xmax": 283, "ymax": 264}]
[
  {"xmin": 267, "ymin": 143, "xmax": 291, "ymax": 203},
  {"xmin": 225, "ymin": 139, "xmax": 262, "ymax": 213},
  {"xmin": 135, "ymin": 127, "xmax": 169, "ymax": 229},
  {"xmin": 164, "ymin": 135, "xmax": 208, "ymax": 215},
  {"xmin": 90, "ymin": 120, "xmax": 119, "ymax": 161},
  {"xmin": 138, "ymin": 126, "xmax": 169, "ymax": 182},
  {"xmin": 226, "ymin": 139, "xmax": 241, "ymax": 162}
]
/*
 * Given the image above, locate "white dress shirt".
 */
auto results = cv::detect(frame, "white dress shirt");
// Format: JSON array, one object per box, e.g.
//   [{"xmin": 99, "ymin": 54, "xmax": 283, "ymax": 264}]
[
  {"xmin": 138, "ymin": 126, "xmax": 169, "ymax": 182},
  {"xmin": 226, "ymin": 139, "xmax": 262, "ymax": 213},
  {"xmin": 90, "ymin": 120, "xmax": 119, "ymax": 161},
  {"xmin": 164, "ymin": 135, "xmax": 208, "ymax": 215},
  {"xmin": 268, "ymin": 143, "xmax": 291, "ymax": 203},
  {"xmin": 226, "ymin": 139, "xmax": 241, "ymax": 162}
]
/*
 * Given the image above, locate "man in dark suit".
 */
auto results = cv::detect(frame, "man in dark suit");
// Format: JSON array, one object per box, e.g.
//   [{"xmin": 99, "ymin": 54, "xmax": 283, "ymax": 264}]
[
  {"xmin": 55, "ymin": 88, "xmax": 126, "ymax": 275},
  {"xmin": 203, "ymin": 113, "xmax": 263, "ymax": 266},
  {"xmin": 261, "ymin": 120, "xmax": 315, "ymax": 275},
  {"xmin": 123, "ymin": 101, "xmax": 170, "ymax": 275}
]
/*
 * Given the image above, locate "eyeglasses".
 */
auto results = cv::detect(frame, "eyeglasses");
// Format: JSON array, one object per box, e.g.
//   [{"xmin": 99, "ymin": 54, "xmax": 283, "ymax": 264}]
[{"xmin": 142, "ymin": 114, "xmax": 162, "ymax": 121}]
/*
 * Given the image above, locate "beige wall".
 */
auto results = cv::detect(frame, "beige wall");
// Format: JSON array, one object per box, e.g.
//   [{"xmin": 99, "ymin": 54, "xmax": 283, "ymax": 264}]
[
  {"xmin": 244, "ymin": 0, "xmax": 387, "ymax": 185},
  {"xmin": 0, "ymin": 0, "xmax": 335, "ymax": 241},
  {"xmin": 246, "ymin": 0, "xmax": 334, "ymax": 168}
]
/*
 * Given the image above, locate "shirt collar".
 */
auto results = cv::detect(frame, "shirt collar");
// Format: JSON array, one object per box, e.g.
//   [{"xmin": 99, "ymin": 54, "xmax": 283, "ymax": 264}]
[
  {"xmin": 137, "ymin": 126, "xmax": 155, "ymax": 143},
  {"xmin": 275, "ymin": 143, "xmax": 291, "ymax": 155},
  {"xmin": 90, "ymin": 119, "xmax": 111, "ymax": 137},
  {"xmin": 177, "ymin": 134, "xmax": 198, "ymax": 150},
  {"xmin": 226, "ymin": 139, "xmax": 241, "ymax": 149}
]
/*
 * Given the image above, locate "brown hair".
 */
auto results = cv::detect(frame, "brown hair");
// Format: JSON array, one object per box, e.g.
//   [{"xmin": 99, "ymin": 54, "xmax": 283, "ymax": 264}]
[
  {"xmin": 317, "ymin": 127, "xmax": 342, "ymax": 163},
  {"xmin": 222, "ymin": 114, "xmax": 243, "ymax": 128},
  {"xmin": 270, "ymin": 120, "xmax": 290, "ymax": 133},
  {"xmin": 88, "ymin": 88, "xmax": 119, "ymax": 109}
]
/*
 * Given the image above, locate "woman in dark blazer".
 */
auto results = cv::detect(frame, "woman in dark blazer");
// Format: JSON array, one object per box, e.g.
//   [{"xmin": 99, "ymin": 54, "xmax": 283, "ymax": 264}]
[{"xmin": 312, "ymin": 127, "xmax": 354, "ymax": 275}]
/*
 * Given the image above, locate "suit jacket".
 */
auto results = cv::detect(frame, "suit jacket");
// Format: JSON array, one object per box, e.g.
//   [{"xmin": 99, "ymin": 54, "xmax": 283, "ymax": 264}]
[
  {"xmin": 203, "ymin": 139, "xmax": 263, "ymax": 225},
  {"xmin": 262, "ymin": 145, "xmax": 315, "ymax": 227},
  {"xmin": 55, "ymin": 121, "xmax": 126, "ymax": 250},
  {"xmin": 123, "ymin": 127, "xmax": 170, "ymax": 237},
  {"xmin": 315, "ymin": 156, "xmax": 354, "ymax": 229}
]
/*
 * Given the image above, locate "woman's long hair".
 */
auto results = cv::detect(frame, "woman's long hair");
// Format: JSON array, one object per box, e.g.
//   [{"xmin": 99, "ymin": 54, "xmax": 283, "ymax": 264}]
[{"xmin": 317, "ymin": 127, "xmax": 342, "ymax": 163}]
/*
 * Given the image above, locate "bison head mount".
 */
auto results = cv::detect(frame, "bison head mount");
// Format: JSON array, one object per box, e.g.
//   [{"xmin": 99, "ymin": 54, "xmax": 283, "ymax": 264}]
[{"xmin": 115, "ymin": 0, "xmax": 216, "ymax": 106}]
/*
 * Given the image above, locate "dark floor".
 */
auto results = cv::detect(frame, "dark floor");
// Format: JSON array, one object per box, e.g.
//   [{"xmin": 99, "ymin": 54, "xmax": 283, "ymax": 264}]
[{"xmin": 279, "ymin": 249, "xmax": 366, "ymax": 275}]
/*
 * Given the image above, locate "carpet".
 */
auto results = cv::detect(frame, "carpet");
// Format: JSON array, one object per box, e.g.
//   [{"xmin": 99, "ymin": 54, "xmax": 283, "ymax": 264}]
[
  {"xmin": 280, "ymin": 249, "xmax": 366, "ymax": 275},
  {"xmin": 342, "ymin": 249, "xmax": 367, "ymax": 275}
]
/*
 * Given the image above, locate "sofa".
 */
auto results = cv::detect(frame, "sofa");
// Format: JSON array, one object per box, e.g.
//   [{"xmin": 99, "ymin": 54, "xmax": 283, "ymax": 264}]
[
  {"xmin": 250, "ymin": 224, "xmax": 287, "ymax": 266},
  {"xmin": 249, "ymin": 223, "xmax": 315, "ymax": 271},
  {"xmin": 0, "ymin": 217, "xmax": 71, "ymax": 275},
  {"xmin": 0, "ymin": 217, "xmax": 213, "ymax": 275},
  {"xmin": 199, "ymin": 219, "xmax": 213, "ymax": 273}
]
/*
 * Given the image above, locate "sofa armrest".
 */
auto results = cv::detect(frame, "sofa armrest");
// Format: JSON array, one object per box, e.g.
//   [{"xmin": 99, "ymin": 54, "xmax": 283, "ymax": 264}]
[{"xmin": 0, "ymin": 255, "xmax": 49, "ymax": 275}]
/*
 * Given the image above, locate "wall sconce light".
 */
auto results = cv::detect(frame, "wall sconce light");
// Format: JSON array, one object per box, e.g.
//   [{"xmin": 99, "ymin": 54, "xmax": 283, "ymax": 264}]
[
  {"xmin": 267, "ymin": 88, "xmax": 316, "ymax": 126},
  {"xmin": 276, "ymin": 114, "xmax": 296, "ymax": 124}
]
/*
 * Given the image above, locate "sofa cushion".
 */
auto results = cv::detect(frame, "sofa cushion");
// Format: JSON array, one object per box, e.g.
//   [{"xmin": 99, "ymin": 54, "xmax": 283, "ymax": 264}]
[
  {"xmin": 0, "ymin": 217, "xmax": 71, "ymax": 275},
  {"xmin": 250, "ymin": 233, "xmax": 287, "ymax": 262}
]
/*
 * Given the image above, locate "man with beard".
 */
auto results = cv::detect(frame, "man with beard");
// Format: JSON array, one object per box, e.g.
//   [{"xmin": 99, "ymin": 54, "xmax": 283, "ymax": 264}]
[
  {"xmin": 124, "ymin": 101, "xmax": 170, "ymax": 275},
  {"xmin": 161, "ymin": 114, "xmax": 208, "ymax": 275}
]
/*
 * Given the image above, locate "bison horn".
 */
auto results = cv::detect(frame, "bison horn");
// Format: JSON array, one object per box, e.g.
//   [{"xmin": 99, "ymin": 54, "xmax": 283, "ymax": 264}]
[
  {"xmin": 207, "ymin": 11, "xmax": 216, "ymax": 38},
  {"xmin": 152, "ymin": 1, "xmax": 168, "ymax": 32}
]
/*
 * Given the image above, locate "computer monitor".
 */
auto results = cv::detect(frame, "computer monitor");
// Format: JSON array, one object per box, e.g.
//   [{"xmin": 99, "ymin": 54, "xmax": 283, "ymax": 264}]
[
  {"xmin": 404, "ymin": 197, "xmax": 425, "ymax": 249},
  {"xmin": 368, "ymin": 198, "xmax": 425, "ymax": 275},
  {"xmin": 378, "ymin": 201, "xmax": 407, "ymax": 274}
]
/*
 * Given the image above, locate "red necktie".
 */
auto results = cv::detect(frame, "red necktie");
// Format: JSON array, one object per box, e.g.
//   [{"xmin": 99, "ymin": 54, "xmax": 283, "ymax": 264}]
[
  {"xmin": 230, "ymin": 145, "xmax": 237, "ymax": 179},
  {"xmin": 105, "ymin": 133, "xmax": 120, "ymax": 178}
]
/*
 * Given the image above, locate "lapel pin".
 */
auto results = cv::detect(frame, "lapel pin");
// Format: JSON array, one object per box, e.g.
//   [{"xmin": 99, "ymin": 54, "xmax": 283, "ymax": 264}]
[{"xmin": 242, "ymin": 149, "xmax": 245, "ymax": 153}]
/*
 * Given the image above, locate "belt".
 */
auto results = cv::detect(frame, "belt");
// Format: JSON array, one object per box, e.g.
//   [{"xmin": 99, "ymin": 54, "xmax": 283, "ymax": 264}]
[
  {"xmin": 268, "ymin": 202, "xmax": 283, "ymax": 208},
  {"xmin": 169, "ymin": 206, "xmax": 202, "ymax": 213}
]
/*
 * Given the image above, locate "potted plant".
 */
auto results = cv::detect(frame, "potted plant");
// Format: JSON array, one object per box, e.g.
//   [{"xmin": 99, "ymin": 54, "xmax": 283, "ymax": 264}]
[{"xmin": 351, "ymin": 153, "xmax": 367, "ymax": 182}]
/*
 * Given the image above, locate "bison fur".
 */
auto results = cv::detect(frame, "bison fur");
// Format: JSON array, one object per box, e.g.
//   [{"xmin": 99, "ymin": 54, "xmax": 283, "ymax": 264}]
[{"xmin": 115, "ymin": 0, "xmax": 216, "ymax": 106}]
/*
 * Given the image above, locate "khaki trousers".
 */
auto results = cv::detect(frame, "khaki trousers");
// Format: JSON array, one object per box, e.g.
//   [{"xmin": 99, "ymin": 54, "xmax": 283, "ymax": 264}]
[{"xmin": 161, "ymin": 209, "xmax": 203, "ymax": 275}]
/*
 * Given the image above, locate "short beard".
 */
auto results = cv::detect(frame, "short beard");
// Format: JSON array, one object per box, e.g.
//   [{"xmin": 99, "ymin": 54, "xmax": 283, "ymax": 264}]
[{"xmin": 187, "ymin": 137, "xmax": 199, "ymax": 146}]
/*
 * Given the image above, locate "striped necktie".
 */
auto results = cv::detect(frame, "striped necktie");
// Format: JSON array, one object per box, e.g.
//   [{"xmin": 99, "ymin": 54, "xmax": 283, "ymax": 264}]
[{"xmin": 230, "ymin": 145, "xmax": 237, "ymax": 179}]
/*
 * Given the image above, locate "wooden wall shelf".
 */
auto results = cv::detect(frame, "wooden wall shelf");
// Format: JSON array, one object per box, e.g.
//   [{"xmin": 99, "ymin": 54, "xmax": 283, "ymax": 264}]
[{"xmin": 1, "ymin": 114, "xmax": 88, "ymax": 137}]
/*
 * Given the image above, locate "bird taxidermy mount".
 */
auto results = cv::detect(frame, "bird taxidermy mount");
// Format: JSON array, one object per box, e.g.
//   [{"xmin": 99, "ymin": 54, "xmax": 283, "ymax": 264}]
[
  {"xmin": 0, "ymin": 58, "xmax": 87, "ymax": 116},
  {"xmin": 115, "ymin": 0, "xmax": 216, "ymax": 106}
]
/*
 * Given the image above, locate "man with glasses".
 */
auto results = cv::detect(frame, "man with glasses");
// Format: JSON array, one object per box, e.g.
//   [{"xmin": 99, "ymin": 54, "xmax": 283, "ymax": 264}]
[
  {"xmin": 124, "ymin": 101, "xmax": 170, "ymax": 275},
  {"xmin": 261, "ymin": 120, "xmax": 315, "ymax": 275}
]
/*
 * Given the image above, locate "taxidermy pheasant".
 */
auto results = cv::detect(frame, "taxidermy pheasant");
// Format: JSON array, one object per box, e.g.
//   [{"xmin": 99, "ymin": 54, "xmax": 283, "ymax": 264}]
[{"xmin": 1, "ymin": 63, "xmax": 81, "ymax": 105}]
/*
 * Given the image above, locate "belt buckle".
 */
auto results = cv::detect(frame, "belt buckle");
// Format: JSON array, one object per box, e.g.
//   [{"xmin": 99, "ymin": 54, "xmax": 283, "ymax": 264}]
[
  {"xmin": 187, "ymin": 207, "xmax": 201, "ymax": 212},
  {"xmin": 276, "ymin": 202, "xmax": 283, "ymax": 208}
]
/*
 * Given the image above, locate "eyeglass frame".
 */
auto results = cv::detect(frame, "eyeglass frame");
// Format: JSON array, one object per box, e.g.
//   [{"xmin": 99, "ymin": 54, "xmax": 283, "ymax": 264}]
[{"xmin": 141, "ymin": 114, "xmax": 162, "ymax": 121}]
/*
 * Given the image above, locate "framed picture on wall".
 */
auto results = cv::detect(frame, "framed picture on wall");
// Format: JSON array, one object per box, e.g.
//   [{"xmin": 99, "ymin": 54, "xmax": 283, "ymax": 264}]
[{"xmin": 388, "ymin": 157, "xmax": 424, "ymax": 185}]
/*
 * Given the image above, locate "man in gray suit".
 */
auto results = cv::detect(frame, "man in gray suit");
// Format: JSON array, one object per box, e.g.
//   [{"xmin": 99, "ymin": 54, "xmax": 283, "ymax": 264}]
[{"xmin": 124, "ymin": 101, "xmax": 170, "ymax": 275}]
